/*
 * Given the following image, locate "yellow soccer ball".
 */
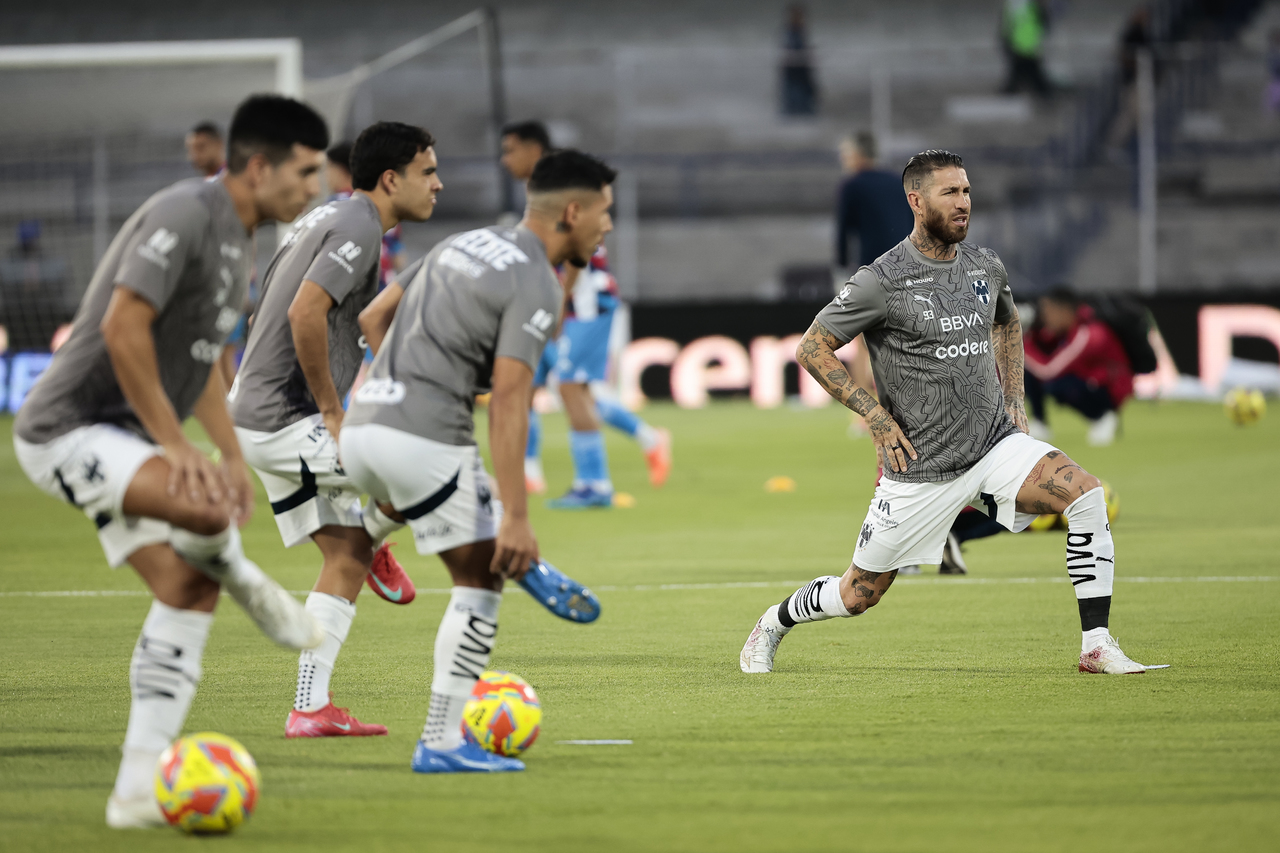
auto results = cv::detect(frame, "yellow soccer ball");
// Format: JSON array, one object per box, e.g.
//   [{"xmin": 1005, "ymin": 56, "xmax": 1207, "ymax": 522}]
[
  {"xmin": 1224, "ymin": 387, "xmax": 1266, "ymax": 426},
  {"xmin": 1100, "ymin": 479, "xmax": 1120, "ymax": 524},
  {"xmin": 155, "ymin": 732, "xmax": 260, "ymax": 834},
  {"xmin": 463, "ymin": 670, "xmax": 542, "ymax": 757},
  {"xmin": 1027, "ymin": 513, "xmax": 1062, "ymax": 532}
]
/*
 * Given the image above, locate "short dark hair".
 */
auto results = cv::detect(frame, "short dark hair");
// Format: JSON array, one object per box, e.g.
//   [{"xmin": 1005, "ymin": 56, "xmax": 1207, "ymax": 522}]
[
  {"xmin": 851, "ymin": 130, "xmax": 876, "ymax": 160},
  {"xmin": 350, "ymin": 122, "xmax": 436, "ymax": 191},
  {"xmin": 902, "ymin": 149, "xmax": 965, "ymax": 189},
  {"xmin": 326, "ymin": 141, "xmax": 353, "ymax": 170},
  {"xmin": 527, "ymin": 149, "xmax": 617, "ymax": 195},
  {"xmin": 190, "ymin": 121, "xmax": 221, "ymax": 139},
  {"xmin": 1043, "ymin": 285, "xmax": 1080, "ymax": 309},
  {"xmin": 226, "ymin": 94, "xmax": 329, "ymax": 174},
  {"xmin": 501, "ymin": 120, "xmax": 552, "ymax": 150}
]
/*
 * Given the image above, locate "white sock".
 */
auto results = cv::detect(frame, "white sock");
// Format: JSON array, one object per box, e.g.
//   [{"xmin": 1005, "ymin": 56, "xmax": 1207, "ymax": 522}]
[
  {"xmin": 169, "ymin": 525, "xmax": 269, "ymax": 600},
  {"xmin": 112, "ymin": 601, "xmax": 211, "ymax": 802},
  {"xmin": 362, "ymin": 503, "xmax": 403, "ymax": 550},
  {"xmin": 636, "ymin": 423, "xmax": 660, "ymax": 452},
  {"xmin": 422, "ymin": 587, "xmax": 502, "ymax": 750},
  {"xmin": 776, "ymin": 576, "xmax": 851, "ymax": 628},
  {"xmin": 1082, "ymin": 626, "xmax": 1110, "ymax": 653},
  {"xmin": 294, "ymin": 593, "xmax": 356, "ymax": 712},
  {"xmin": 524, "ymin": 457, "xmax": 544, "ymax": 481},
  {"xmin": 1063, "ymin": 486, "xmax": 1115, "ymax": 642}
]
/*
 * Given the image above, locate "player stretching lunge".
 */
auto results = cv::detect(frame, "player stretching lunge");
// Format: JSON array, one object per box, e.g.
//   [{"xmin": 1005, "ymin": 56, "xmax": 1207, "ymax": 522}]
[
  {"xmin": 229, "ymin": 122, "xmax": 443, "ymax": 737},
  {"xmin": 13, "ymin": 95, "xmax": 329, "ymax": 828},
  {"xmin": 740, "ymin": 150, "xmax": 1165, "ymax": 676},
  {"xmin": 341, "ymin": 150, "xmax": 615, "ymax": 772}
]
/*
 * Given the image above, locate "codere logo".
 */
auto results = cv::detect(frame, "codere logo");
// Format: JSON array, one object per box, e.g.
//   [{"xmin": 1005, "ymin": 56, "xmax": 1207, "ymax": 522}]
[{"xmin": 935, "ymin": 339, "xmax": 990, "ymax": 360}]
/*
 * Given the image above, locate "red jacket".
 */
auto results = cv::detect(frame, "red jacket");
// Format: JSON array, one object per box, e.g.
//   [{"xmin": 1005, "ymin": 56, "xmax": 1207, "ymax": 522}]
[{"xmin": 1024, "ymin": 305, "xmax": 1134, "ymax": 407}]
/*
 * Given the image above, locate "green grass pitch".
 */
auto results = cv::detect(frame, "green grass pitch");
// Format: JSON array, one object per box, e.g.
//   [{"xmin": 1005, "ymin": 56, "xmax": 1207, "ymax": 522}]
[{"xmin": 1, "ymin": 399, "xmax": 1278, "ymax": 852}]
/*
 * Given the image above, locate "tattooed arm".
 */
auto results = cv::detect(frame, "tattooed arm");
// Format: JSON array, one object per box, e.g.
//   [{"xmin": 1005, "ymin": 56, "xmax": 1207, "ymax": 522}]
[
  {"xmin": 991, "ymin": 305, "xmax": 1029, "ymax": 433},
  {"xmin": 796, "ymin": 320, "xmax": 917, "ymax": 473}
]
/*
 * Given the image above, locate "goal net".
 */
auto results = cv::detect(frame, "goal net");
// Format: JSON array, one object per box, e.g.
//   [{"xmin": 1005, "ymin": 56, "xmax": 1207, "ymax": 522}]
[{"xmin": 0, "ymin": 39, "xmax": 300, "ymax": 382}]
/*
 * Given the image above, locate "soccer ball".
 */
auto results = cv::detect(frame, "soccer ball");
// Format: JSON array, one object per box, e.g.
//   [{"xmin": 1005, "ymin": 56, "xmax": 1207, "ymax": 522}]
[
  {"xmin": 1027, "ymin": 512, "xmax": 1063, "ymax": 532},
  {"xmin": 1100, "ymin": 478, "xmax": 1120, "ymax": 524},
  {"xmin": 462, "ymin": 670, "xmax": 542, "ymax": 757},
  {"xmin": 1224, "ymin": 387, "xmax": 1266, "ymax": 426},
  {"xmin": 155, "ymin": 732, "xmax": 260, "ymax": 834}
]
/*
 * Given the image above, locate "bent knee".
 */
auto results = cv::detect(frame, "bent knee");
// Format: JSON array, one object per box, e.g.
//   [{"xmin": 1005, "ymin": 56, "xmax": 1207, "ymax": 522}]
[
  {"xmin": 1077, "ymin": 472, "xmax": 1103, "ymax": 497},
  {"xmin": 172, "ymin": 504, "xmax": 231, "ymax": 536}
]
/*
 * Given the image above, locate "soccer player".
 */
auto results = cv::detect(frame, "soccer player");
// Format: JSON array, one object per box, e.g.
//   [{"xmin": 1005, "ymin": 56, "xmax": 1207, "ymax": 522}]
[
  {"xmin": 13, "ymin": 95, "xmax": 329, "ymax": 828},
  {"xmin": 185, "ymin": 121, "xmax": 225, "ymax": 178},
  {"xmin": 341, "ymin": 149, "xmax": 615, "ymax": 772},
  {"xmin": 498, "ymin": 120, "xmax": 671, "ymax": 504},
  {"xmin": 740, "ymin": 150, "xmax": 1163, "ymax": 676},
  {"xmin": 228, "ymin": 122, "xmax": 443, "ymax": 737}
]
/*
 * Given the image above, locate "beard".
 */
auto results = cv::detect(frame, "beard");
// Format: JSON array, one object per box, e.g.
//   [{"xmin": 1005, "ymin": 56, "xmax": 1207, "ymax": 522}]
[{"xmin": 922, "ymin": 201, "xmax": 968, "ymax": 245}]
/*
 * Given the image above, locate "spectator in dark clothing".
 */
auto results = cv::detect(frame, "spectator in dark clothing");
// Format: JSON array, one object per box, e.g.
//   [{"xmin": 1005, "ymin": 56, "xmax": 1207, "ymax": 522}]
[
  {"xmin": 781, "ymin": 4, "xmax": 818, "ymax": 116},
  {"xmin": 834, "ymin": 131, "xmax": 914, "ymax": 270},
  {"xmin": 1024, "ymin": 288, "xmax": 1135, "ymax": 447}
]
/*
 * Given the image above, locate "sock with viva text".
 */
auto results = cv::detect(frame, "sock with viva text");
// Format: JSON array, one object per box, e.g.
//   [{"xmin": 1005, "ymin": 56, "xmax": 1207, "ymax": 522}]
[
  {"xmin": 768, "ymin": 575, "xmax": 851, "ymax": 631},
  {"xmin": 294, "ymin": 593, "xmax": 356, "ymax": 712},
  {"xmin": 1063, "ymin": 486, "xmax": 1115, "ymax": 651},
  {"xmin": 421, "ymin": 587, "xmax": 501, "ymax": 750},
  {"xmin": 112, "ymin": 601, "xmax": 211, "ymax": 802},
  {"xmin": 568, "ymin": 429, "xmax": 612, "ymax": 493}
]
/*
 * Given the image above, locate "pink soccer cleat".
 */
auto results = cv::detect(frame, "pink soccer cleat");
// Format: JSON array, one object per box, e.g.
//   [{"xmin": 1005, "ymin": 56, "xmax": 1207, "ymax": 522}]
[
  {"xmin": 286, "ymin": 698, "xmax": 388, "ymax": 738},
  {"xmin": 366, "ymin": 543, "xmax": 415, "ymax": 604},
  {"xmin": 645, "ymin": 427, "xmax": 672, "ymax": 488}
]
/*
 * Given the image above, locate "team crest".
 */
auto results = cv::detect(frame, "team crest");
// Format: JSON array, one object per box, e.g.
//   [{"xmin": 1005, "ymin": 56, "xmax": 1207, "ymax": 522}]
[{"xmin": 971, "ymin": 279, "xmax": 990, "ymax": 305}]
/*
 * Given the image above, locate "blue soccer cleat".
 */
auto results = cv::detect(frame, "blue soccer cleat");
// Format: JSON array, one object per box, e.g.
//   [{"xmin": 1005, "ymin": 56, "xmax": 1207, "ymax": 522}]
[
  {"xmin": 546, "ymin": 486, "xmax": 613, "ymax": 510},
  {"xmin": 411, "ymin": 739, "xmax": 525, "ymax": 773},
  {"xmin": 519, "ymin": 559, "xmax": 601, "ymax": 624}
]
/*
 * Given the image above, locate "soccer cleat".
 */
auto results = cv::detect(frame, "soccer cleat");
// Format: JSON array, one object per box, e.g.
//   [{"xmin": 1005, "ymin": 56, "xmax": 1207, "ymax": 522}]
[
  {"xmin": 411, "ymin": 739, "xmax": 525, "ymax": 773},
  {"xmin": 546, "ymin": 486, "xmax": 613, "ymax": 509},
  {"xmin": 365, "ymin": 543, "xmax": 415, "ymax": 604},
  {"xmin": 645, "ymin": 427, "xmax": 673, "ymax": 488},
  {"xmin": 106, "ymin": 794, "xmax": 166, "ymax": 829},
  {"xmin": 898, "ymin": 564, "xmax": 922, "ymax": 575},
  {"xmin": 239, "ymin": 575, "xmax": 323, "ymax": 650},
  {"xmin": 938, "ymin": 533, "xmax": 968, "ymax": 575},
  {"xmin": 740, "ymin": 608, "xmax": 788, "ymax": 673},
  {"xmin": 1079, "ymin": 635, "xmax": 1164, "ymax": 674},
  {"xmin": 1087, "ymin": 411, "xmax": 1119, "ymax": 446},
  {"xmin": 286, "ymin": 697, "xmax": 388, "ymax": 738},
  {"xmin": 519, "ymin": 560, "xmax": 601, "ymax": 623}
]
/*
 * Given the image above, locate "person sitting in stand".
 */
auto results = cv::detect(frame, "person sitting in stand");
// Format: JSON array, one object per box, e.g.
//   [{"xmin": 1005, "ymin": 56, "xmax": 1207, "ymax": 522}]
[{"xmin": 1024, "ymin": 287, "xmax": 1134, "ymax": 447}]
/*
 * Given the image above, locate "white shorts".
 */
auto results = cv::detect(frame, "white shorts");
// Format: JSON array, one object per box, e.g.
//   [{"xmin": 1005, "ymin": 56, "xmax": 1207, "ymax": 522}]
[
  {"xmin": 235, "ymin": 414, "xmax": 365, "ymax": 548},
  {"xmin": 853, "ymin": 431, "xmax": 1057, "ymax": 572},
  {"xmin": 13, "ymin": 424, "xmax": 170, "ymax": 567},
  {"xmin": 339, "ymin": 423, "xmax": 501, "ymax": 556}
]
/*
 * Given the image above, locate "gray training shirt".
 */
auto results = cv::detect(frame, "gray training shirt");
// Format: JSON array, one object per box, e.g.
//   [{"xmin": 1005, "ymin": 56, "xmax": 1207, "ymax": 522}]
[
  {"xmin": 816, "ymin": 237, "xmax": 1019, "ymax": 484},
  {"xmin": 15, "ymin": 178, "xmax": 251, "ymax": 445},
  {"xmin": 344, "ymin": 225, "xmax": 561, "ymax": 446},
  {"xmin": 230, "ymin": 194, "xmax": 383, "ymax": 433}
]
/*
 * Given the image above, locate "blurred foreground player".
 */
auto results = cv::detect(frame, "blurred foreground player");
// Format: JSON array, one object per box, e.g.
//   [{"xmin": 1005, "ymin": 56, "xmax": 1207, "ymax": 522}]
[
  {"xmin": 13, "ymin": 95, "xmax": 329, "ymax": 828},
  {"xmin": 740, "ymin": 150, "xmax": 1165, "ymax": 677},
  {"xmin": 500, "ymin": 120, "xmax": 671, "ymax": 504},
  {"xmin": 229, "ymin": 122, "xmax": 443, "ymax": 737},
  {"xmin": 342, "ymin": 150, "xmax": 615, "ymax": 772}
]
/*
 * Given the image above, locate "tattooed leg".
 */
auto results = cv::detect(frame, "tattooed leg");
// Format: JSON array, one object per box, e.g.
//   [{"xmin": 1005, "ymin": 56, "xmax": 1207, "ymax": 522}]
[
  {"xmin": 837, "ymin": 564, "xmax": 898, "ymax": 615},
  {"xmin": 1015, "ymin": 450, "xmax": 1101, "ymax": 515}
]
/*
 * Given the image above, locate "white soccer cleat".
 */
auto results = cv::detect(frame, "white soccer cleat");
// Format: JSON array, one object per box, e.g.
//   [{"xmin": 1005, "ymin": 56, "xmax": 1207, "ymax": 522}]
[
  {"xmin": 237, "ymin": 575, "xmax": 323, "ymax": 650},
  {"xmin": 939, "ymin": 533, "xmax": 968, "ymax": 575},
  {"xmin": 1079, "ymin": 634, "xmax": 1161, "ymax": 674},
  {"xmin": 740, "ymin": 608, "xmax": 788, "ymax": 673},
  {"xmin": 1087, "ymin": 411, "xmax": 1119, "ymax": 446},
  {"xmin": 106, "ymin": 794, "xmax": 166, "ymax": 829}
]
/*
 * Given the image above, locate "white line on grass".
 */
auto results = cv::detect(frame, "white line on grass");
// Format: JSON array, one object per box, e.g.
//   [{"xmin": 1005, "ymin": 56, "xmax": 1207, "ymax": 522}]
[
  {"xmin": 1, "ymin": 576, "xmax": 1275, "ymax": 599},
  {"xmin": 556, "ymin": 740, "xmax": 633, "ymax": 745}
]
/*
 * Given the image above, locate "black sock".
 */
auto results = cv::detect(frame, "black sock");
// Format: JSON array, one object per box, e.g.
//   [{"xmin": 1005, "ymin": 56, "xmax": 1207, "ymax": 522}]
[
  {"xmin": 1078, "ymin": 596, "xmax": 1111, "ymax": 632},
  {"xmin": 777, "ymin": 596, "xmax": 796, "ymax": 628}
]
